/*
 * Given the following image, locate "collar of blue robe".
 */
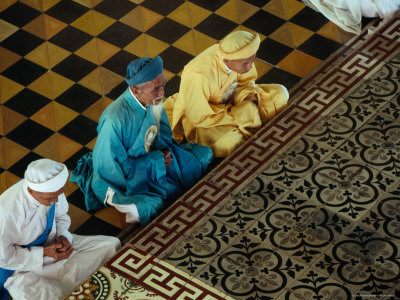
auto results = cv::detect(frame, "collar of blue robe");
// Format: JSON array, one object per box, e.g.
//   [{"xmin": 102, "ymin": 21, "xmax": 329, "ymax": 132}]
[
  {"xmin": 125, "ymin": 56, "xmax": 163, "ymax": 86},
  {"xmin": 0, "ymin": 203, "xmax": 56, "ymax": 300}
]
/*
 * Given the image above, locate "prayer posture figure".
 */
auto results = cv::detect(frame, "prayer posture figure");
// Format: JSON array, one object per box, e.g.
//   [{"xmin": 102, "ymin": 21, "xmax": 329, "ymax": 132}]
[
  {"xmin": 164, "ymin": 31, "xmax": 289, "ymax": 157},
  {"xmin": 71, "ymin": 56, "xmax": 213, "ymax": 226},
  {"xmin": 0, "ymin": 159, "xmax": 120, "ymax": 300}
]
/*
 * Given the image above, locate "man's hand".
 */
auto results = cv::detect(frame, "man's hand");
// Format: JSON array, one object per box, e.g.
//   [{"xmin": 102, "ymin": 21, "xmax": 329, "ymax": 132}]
[
  {"xmin": 161, "ymin": 149, "xmax": 173, "ymax": 169},
  {"xmin": 43, "ymin": 237, "xmax": 73, "ymax": 261},
  {"xmin": 244, "ymin": 93, "xmax": 258, "ymax": 105},
  {"xmin": 56, "ymin": 236, "xmax": 72, "ymax": 253}
]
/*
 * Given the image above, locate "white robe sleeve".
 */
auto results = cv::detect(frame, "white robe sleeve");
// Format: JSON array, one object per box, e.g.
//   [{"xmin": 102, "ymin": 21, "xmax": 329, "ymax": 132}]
[
  {"xmin": 55, "ymin": 194, "xmax": 73, "ymax": 243},
  {"xmin": 0, "ymin": 214, "xmax": 44, "ymax": 272}
]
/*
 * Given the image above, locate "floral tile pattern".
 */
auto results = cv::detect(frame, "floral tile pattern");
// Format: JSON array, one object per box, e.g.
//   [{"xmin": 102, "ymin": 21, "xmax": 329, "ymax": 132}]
[
  {"xmin": 260, "ymin": 137, "xmax": 332, "ymax": 188},
  {"xmin": 338, "ymin": 113, "xmax": 400, "ymax": 177},
  {"xmin": 63, "ymin": 12, "xmax": 400, "ymax": 300},
  {"xmin": 313, "ymin": 224, "xmax": 400, "ymax": 297},
  {"xmin": 278, "ymin": 267, "xmax": 357, "ymax": 300},
  {"xmin": 294, "ymin": 152, "xmax": 397, "ymax": 221},
  {"xmin": 197, "ymin": 233, "xmax": 307, "ymax": 299}
]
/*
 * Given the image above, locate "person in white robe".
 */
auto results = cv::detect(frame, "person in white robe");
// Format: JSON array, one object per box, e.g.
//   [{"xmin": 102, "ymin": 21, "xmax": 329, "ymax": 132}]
[
  {"xmin": 305, "ymin": 0, "xmax": 400, "ymax": 34},
  {"xmin": 0, "ymin": 159, "xmax": 121, "ymax": 300}
]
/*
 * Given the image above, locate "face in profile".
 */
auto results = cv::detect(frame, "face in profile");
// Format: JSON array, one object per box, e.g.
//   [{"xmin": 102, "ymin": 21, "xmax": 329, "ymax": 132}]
[
  {"xmin": 27, "ymin": 186, "xmax": 65, "ymax": 206},
  {"xmin": 132, "ymin": 73, "xmax": 166, "ymax": 106},
  {"xmin": 223, "ymin": 54, "xmax": 256, "ymax": 74}
]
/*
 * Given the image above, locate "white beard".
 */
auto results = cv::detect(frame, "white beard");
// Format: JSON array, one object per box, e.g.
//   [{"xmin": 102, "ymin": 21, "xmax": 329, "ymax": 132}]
[{"xmin": 152, "ymin": 99, "xmax": 164, "ymax": 131}]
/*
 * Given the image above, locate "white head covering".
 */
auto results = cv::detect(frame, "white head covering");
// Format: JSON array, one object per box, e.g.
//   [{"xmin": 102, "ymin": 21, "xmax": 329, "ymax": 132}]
[{"xmin": 24, "ymin": 159, "xmax": 69, "ymax": 193}]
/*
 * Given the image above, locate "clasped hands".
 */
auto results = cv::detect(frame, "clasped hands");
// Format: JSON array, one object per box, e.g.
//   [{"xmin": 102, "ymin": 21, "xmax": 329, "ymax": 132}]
[
  {"xmin": 161, "ymin": 149, "xmax": 172, "ymax": 169},
  {"xmin": 244, "ymin": 93, "xmax": 258, "ymax": 105},
  {"xmin": 43, "ymin": 236, "xmax": 73, "ymax": 261}
]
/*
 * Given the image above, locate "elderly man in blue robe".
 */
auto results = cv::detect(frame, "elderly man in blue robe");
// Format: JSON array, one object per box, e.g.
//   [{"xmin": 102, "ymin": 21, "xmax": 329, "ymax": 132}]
[{"xmin": 70, "ymin": 56, "xmax": 213, "ymax": 226}]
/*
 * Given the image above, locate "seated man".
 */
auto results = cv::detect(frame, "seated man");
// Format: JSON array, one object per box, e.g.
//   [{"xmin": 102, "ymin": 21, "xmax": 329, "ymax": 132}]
[
  {"xmin": 0, "ymin": 159, "xmax": 120, "ymax": 300},
  {"xmin": 164, "ymin": 30, "xmax": 289, "ymax": 157},
  {"xmin": 70, "ymin": 56, "xmax": 213, "ymax": 226}
]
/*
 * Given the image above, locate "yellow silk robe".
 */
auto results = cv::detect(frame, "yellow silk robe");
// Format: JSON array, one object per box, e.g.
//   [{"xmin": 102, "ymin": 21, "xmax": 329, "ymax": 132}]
[{"xmin": 164, "ymin": 44, "xmax": 287, "ymax": 157}]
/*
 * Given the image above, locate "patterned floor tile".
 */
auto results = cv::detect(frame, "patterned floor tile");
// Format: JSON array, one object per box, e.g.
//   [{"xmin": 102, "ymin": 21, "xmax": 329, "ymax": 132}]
[
  {"xmin": 197, "ymin": 232, "xmax": 307, "ymax": 298},
  {"xmin": 235, "ymin": 174, "xmax": 288, "ymax": 211},
  {"xmin": 260, "ymin": 136, "xmax": 332, "ymax": 189},
  {"xmin": 359, "ymin": 192, "xmax": 400, "ymax": 242},
  {"xmin": 338, "ymin": 113, "xmax": 400, "ymax": 178},
  {"xmin": 293, "ymin": 151, "xmax": 398, "ymax": 221},
  {"xmin": 277, "ymin": 267, "xmax": 355, "ymax": 300},
  {"xmin": 163, "ymin": 217, "xmax": 239, "ymax": 275},
  {"xmin": 212, "ymin": 193, "xmax": 267, "ymax": 232},
  {"xmin": 347, "ymin": 63, "xmax": 400, "ymax": 111},
  {"xmin": 312, "ymin": 224, "xmax": 400, "ymax": 297},
  {"xmin": 305, "ymin": 99, "xmax": 375, "ymax": 151},
  {"xmin": 247, "ymin": 191, "xmax": 353, "ymax": 266},
  {"xmin": 380, "ymin": 93, "xmax": 400, "ymax": 122}
]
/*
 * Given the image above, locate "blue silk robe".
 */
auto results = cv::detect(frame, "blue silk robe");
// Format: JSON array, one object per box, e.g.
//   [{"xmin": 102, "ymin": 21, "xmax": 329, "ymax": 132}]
[{"xmin": 70, "ymin": 89, "xmax": 213, "ymax": 226}]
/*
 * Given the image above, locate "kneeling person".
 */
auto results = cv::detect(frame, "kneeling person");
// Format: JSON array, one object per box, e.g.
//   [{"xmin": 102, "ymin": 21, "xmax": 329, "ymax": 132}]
[
  {"xmin": 70, "ymin": 56, "xmax": 213, "ymax": 226},
  {"xmin": 0, "ymin": 159, "xmax": 120, "ymax": 300}
]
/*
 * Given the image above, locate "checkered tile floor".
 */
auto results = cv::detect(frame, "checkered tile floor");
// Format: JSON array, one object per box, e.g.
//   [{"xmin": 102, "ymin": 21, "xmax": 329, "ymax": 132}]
[
  {"xmin": 0, "ymin": 0, "xmax": 358, "ymax": 236},
  {"xmin": 4, "ymin": 1, "xmax": 400, "ymax": 299}
]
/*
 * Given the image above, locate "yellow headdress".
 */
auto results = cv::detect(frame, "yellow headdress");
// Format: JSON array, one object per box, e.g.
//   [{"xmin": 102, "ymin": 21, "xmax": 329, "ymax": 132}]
[{"xmin": 219, "ymin": 31, "xmax": 260, "ymax": 60}]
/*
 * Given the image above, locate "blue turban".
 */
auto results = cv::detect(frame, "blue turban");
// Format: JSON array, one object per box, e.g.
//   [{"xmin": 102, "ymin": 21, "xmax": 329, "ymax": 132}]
[{"xmin": 125, "ymin": 56, "xmax": 163, "ymax": 86}]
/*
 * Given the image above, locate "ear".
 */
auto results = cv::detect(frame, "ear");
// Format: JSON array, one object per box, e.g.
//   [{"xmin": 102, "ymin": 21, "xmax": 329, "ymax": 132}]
[{"xmin": 130, "ymin": 86, "xmax": 141, "ymax": 98}]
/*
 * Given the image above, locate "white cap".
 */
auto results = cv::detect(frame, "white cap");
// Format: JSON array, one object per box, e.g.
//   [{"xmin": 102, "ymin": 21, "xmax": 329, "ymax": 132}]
[{"xmin": 24, "ymin": 159, "xmax": 69, "ymax": 193}]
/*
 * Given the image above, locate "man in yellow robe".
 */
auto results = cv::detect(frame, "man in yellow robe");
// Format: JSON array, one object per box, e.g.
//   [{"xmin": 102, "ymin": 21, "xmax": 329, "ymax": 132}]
[{"xmin": 164, "ymin": 30, "xmax": 289, "ymax": 157}]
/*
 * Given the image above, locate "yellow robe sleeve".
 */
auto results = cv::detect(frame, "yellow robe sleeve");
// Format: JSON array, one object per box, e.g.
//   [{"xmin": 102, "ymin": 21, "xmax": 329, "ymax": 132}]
[
  {"xmin": 234, "ymin": 64, "xmax": 263, "ymax": 104},
  {"xmin": 181, "ymin": 73, "xmax": 238, "ymax": 128}
]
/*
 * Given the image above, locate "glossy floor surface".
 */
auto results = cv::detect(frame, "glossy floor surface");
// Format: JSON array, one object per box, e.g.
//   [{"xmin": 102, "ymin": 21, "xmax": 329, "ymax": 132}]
[{"xmin": 1, "ymin": 0, "xmax": 399, "ymax": 299}]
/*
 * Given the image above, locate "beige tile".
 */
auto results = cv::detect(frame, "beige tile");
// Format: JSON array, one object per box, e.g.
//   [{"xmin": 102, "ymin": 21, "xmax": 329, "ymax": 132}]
[
  {"xmin": 0, "ymin": 0, "xmax": 17, "ymax": 13},
  {"xmin": 23, "ymin": 15, "xmax": 46, "ymax": 39},
  {"xmin": 75, "ymin": 38, "xmax": 99, "ymax": 65},
  {"xmin": 120, "ymin": 6, "xmax": 143, "ymax": 31},
  {"xmin": 187, "ymin": 2, "xmax": 212, "ymax": 28},
  {"xmin": 57, "ymin": 133, "xmax": 83, "ymax": 162},
  {"xmin": 172, "ymin": 31, "xmax": 197, "ymax": 56},
  {"xmin": 0, "ymin": 19, "xmax": 18, "ymax": 43},
  {"xmin": 2, "ymin": 106, "xmax": 27, "ymax": 135},
  {"xmin": 262, "ymin": 0, "xmax": 286, "ymax": 20},
  {"xmin": 3, "ymin": 138, "xmax": 29, "ymax": 169},
  {"xmin": 28, "ymin": 73, "xmax": 53, "ymax": 100},
  {"xmin": 25, "ymin": 42, "xmax": 49, "ymax": 69},
  {"xmin": 0, "ymin": 46, "xmax": 21, "ymax": 73},
  {"xmin": 20, "ymin": 0, "xmax": 42, "ymax": 11},
  {"xmin": 140, "ymin": 6, "xmax": 163, "ymax": 32},
  {"xmin": 78, "ymin": 67, "xmax": 104, "ymax": 95},
  {"xmin": 0, "ymin": 76, "xmax": 24, "ymax": 104},
  {"xmin": 235, "ymin": 0, "xmax": 259, "ymax": 23},
  {"xmin": 47, "ymin": 42, "xmax": 71, "ymax": 69},
  {"xmin": 33, "ymin": 133, "xmax": 59, "ymax": 161},
  {"xmin": 68, "ymin": 202, "xmax": 92, "ymax": 232},
  {"xmin": 94, "ymin": 207, "xmax": 124, "ymax": 229},
  {"xmin": 124, "ymin": 34, "xmax": 148, "ymax": 57},
  {"xmin": 167, "ymin": 2, "xmax": 191, "ymax": 28},
  {"xmin": 215, "ymin": 0, "xmax": 239, "ymax": 24},
  {"xmin": 53, "ymin": 102, "xmax": 79, "ymax": 131},
  {"xmin": 99, "ymin": 67, "xmax": 124, "ymax": 95},
  {"xmin": 44, "ymin": 14, "xmax": 67, "ymax": 39},
  {"xmin": 49, "ymin": 71, "xmax": 74, "ymax": 99},
  {"xmin": 30, "ymin": 102, "xmax": 56, "ymax": 131},
  {"xmin": 145, "ymin": 34, "xmax": 169, "ymax": 57}
]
